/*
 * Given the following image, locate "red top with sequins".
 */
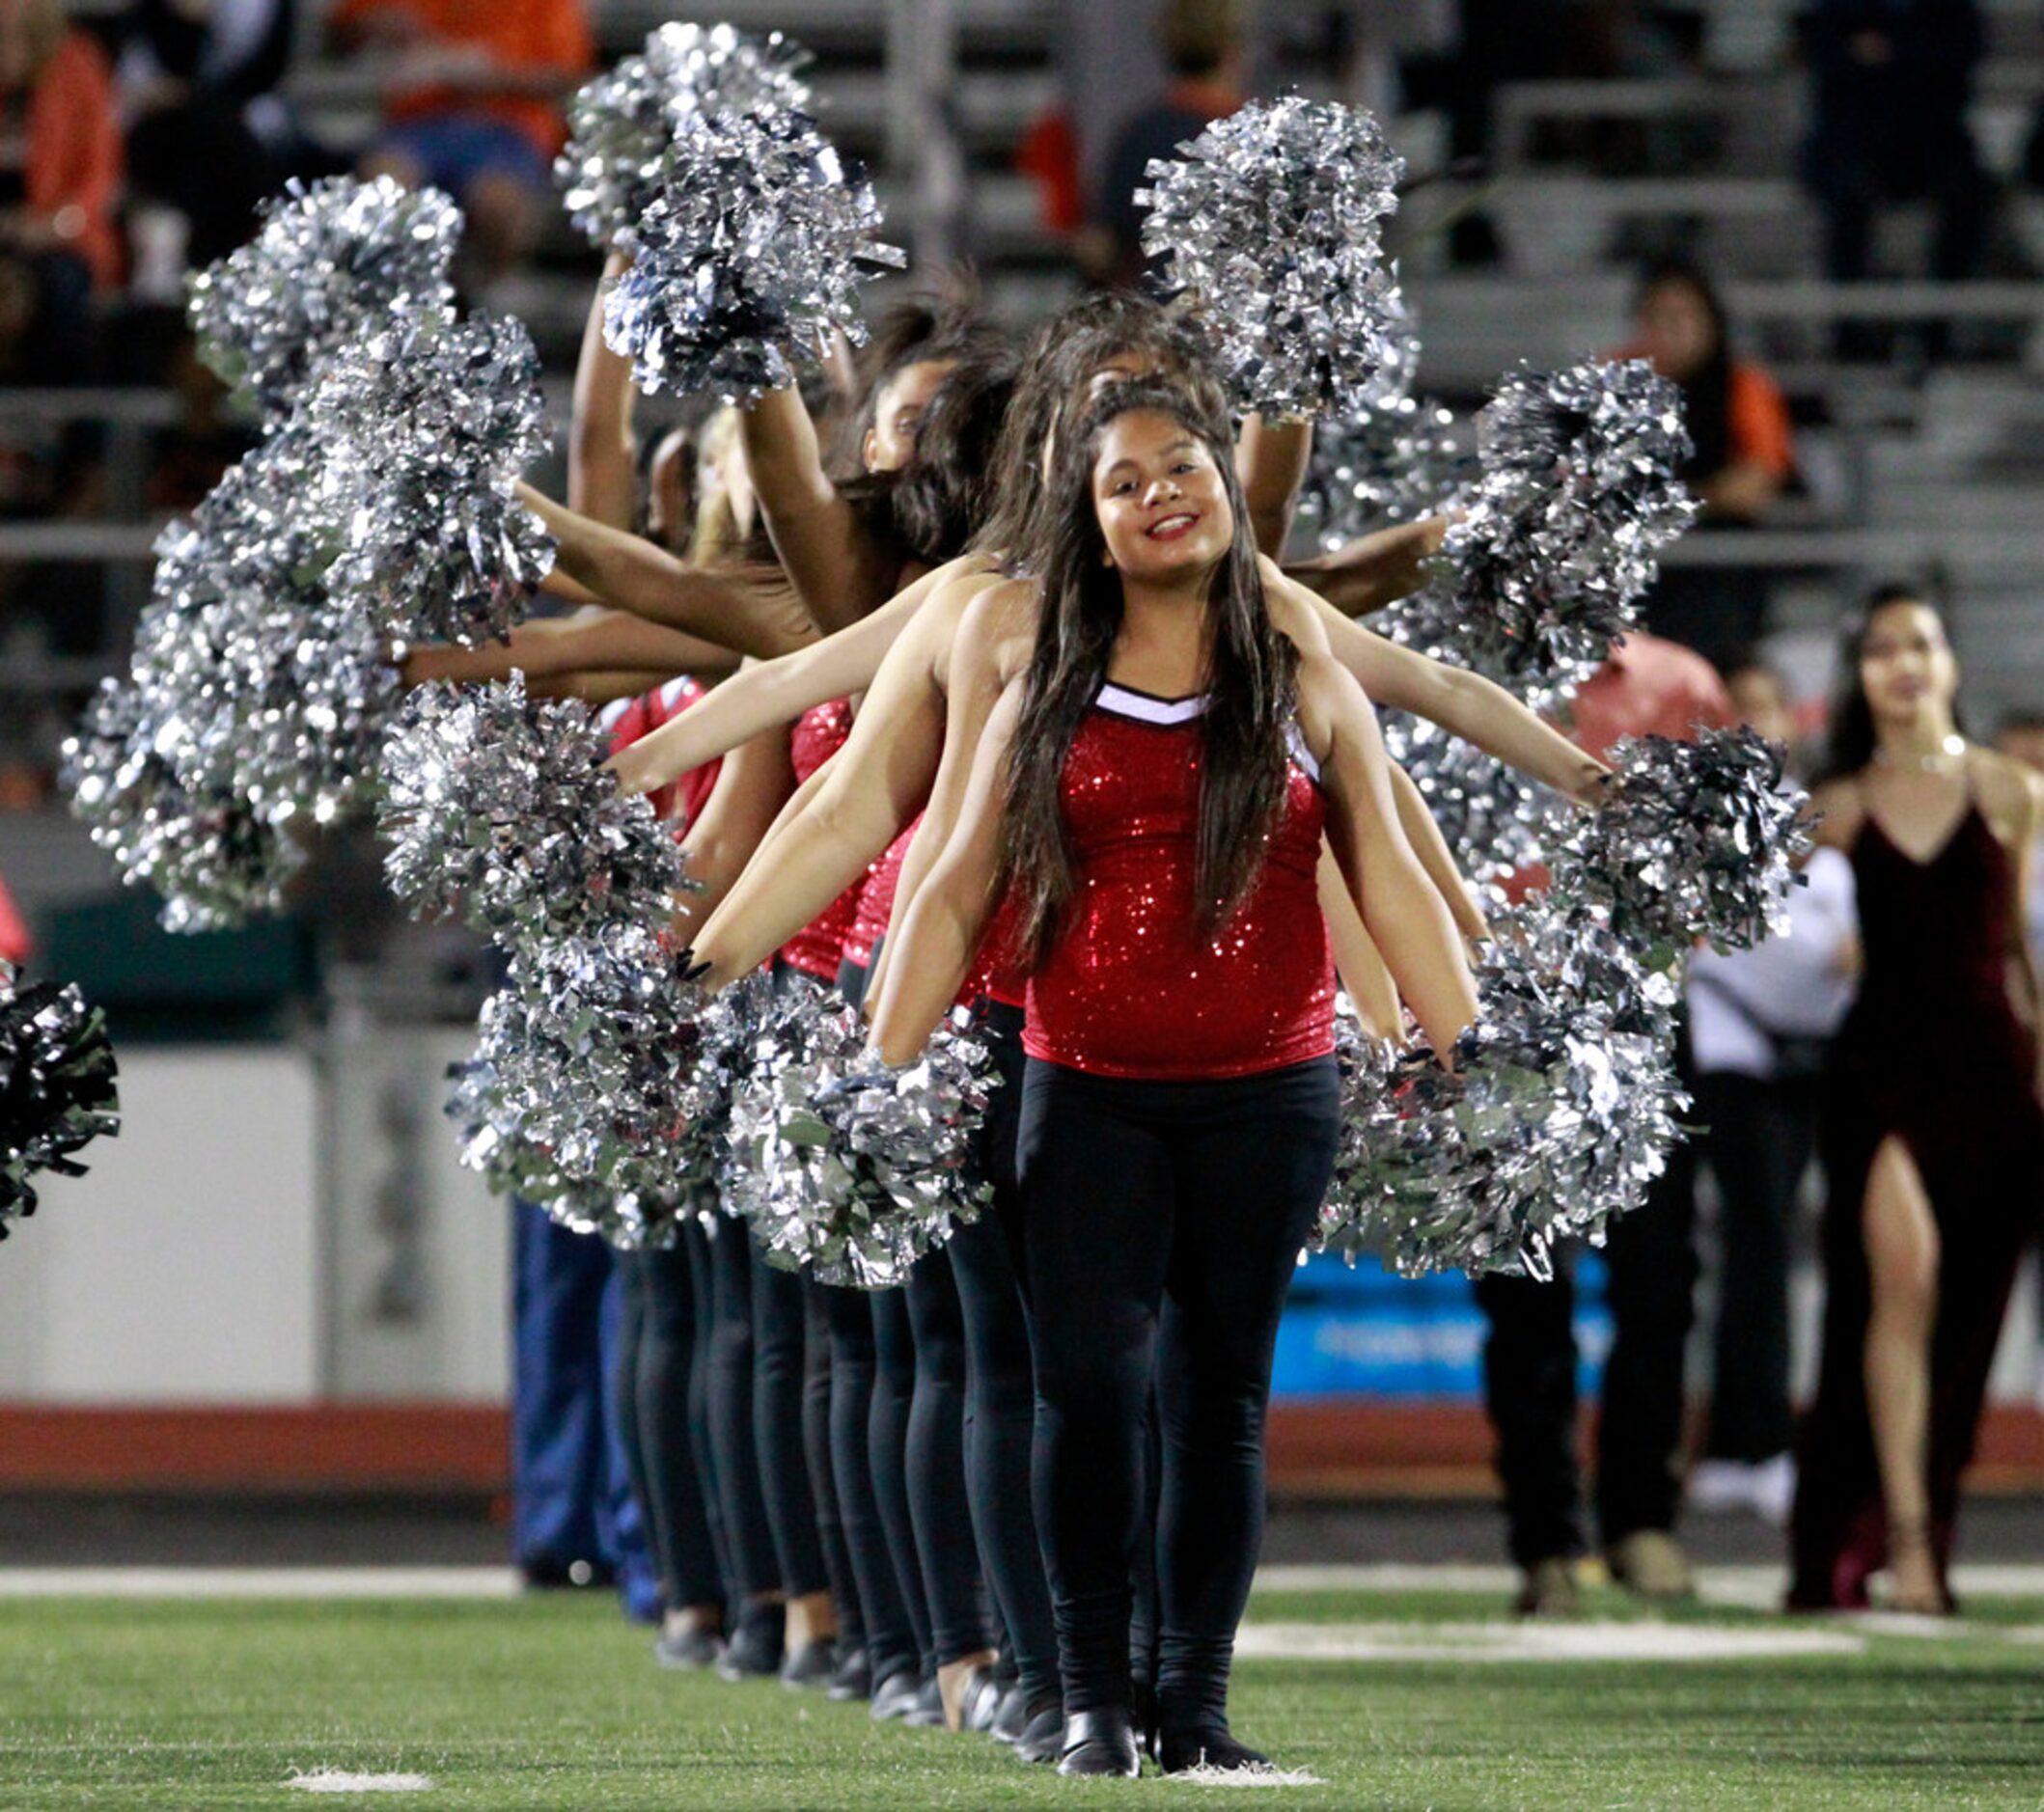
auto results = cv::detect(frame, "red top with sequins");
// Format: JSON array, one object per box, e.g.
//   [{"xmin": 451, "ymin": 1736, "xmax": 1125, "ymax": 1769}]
[
  {"xmin": 844, "ymin": 815, "xmax": 917, "ymax": 972},
  {"xmin": 1022, "ymin": 684, "xmax": 1333, "ymax": 1079},
  {"xmin": 779, "ymin": 698, "xmax": 866, "ymax": 983},
  {"xmin": 600, "ymin": 676, "xmax": 721, "ymax": 827}
]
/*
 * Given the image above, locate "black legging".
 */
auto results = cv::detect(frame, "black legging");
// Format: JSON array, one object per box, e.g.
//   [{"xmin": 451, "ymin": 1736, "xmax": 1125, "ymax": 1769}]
[
  {"xmin": 705, "ymin": 1221, "xmax": 783, "ymax": 1599},
  {"xmin": 617, "ymin": 1242, "xmax": 725, "ymax": 1615},
  {"xmin": 903, "ymin": 1247, "xmax": 992, "ymax": 1665},
  {"xmin": 947, "ymin": 1003, "xmax": 1060, "ymax": 1708},
  {"xmin": 870, "ymin": 1286, "xmax": 935, "ymax": 1673},
  {"xmin": 751, "ymin": 1242, "xmax": 830, "ymax": 1599},
  {"xmin": 805, "ymin": 1275, "xmax": 863, "ymax": 1650},
  {"xmin": 1016, "ymin": 1055, "xmax": 1339, "ymax": 1735},
  {"xmin": 682, "ymin": 1218, "xmax": 732, "ymax": 1592}
]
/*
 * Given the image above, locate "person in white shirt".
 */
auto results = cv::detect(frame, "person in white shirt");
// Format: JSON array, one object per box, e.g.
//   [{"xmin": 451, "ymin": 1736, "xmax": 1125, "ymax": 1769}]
[{"xmin": 1687, "ymin": 656, "xmax": 1859, "ymax": 1524}]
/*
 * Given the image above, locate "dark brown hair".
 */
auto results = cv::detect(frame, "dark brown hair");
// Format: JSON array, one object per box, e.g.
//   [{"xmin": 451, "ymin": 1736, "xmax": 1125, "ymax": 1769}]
[{"xmin": 997, "ymin": 378, "xmax": 1297, "ymax": 965}]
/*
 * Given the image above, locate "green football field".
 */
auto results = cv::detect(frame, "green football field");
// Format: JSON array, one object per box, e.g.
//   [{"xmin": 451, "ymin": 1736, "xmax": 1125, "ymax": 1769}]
[{"xmin": 6, "ymin": 1578, "xmax": 2043, "ymax": 1810}]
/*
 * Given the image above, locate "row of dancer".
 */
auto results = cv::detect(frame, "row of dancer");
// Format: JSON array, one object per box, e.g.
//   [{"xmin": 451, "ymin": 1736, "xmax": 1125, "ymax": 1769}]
[{"xmin": 428, "ymin": 272, "xmax": 1616, "ymax": 1776}]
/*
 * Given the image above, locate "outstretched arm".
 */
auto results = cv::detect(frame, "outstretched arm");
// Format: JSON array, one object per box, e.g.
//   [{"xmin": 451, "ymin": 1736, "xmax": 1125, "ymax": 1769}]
[
  {"xmin": 686, "ymin": 603, "xmax": 955, "ymax": 986},
  {"xmin": 1284, "ymin": 517, "xmax": 1449, "ymax": 618},
  {"xmin": 605, "ymin": 563, "xmax": 958, "ymax": 800},
  {"xmin": 1317, "ymin": 845, "xmax": 1399, "ymax": 1040},
  {"xmin": 868, "ymin": 684, "xmax": 1021, "ymax": 1064},
  {"xmin": 1303, "ymin": 652, "xmax": 1478, "ymax": 1055},
  {"xmin": 517, "ymin": 482, "xmax": 817, "ymax": 658},
  {"xmin": 741, "ymin": 385, "xmax": 897, "ymax": 634},
  {"xmin": 1386, "ymin": 761, "xmax": 1489, "ymax": 945},
  {"xmin": 568, "ymin": 250, "xmax": 640, "ymax": 533},
  {"xmin": 402, "ymin": 610, "xmax": 740, "ymax": 691}
]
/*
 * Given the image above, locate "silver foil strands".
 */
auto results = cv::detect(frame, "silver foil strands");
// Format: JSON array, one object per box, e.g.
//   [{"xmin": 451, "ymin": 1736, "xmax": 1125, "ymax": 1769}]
[
  {"xmin": 558, "ymin": 21, "xmax": 814, "ymax": 246},
  {"xmin": 602, "ymin": 105, "xmax": 905, "ymax": 403},
  {"xmin": 187, "ymin": 175, "xmax": 460, "ymax": 422},
  {"xmin": 1137, "ymin": 96, "xmax": 1407, "ymax": 420},
  {"xmin": 0, "ymin": 959, "xmax": 121, "ymax": 1232},
  {"xmin": 676, "ymin": 970, "xmax": 774, "ymax": 1205},
  {"xmin": 1382, "ymin": 713, "xmax": 1569, "ymax": 884},
  {"xmin": 1318, "ymin": 892, "xmax": 1687, "ymax": 1279},
  {"xmin": 1552, "ymin": 728, "xmax": 1816, "ymax": 958},
  {"xmin": 1390, "ymin": 359, "xmax": 1697, "ymax": 706},
  {"xmin": 307, "ymin": 312, "xmax": 556, "ymax": 648},
  {"xmin": 460, "ymin": 921, "xmax": 710, "ymax": 1240},
  {"xmin": 62, "ymin": 677, "xmax": 305, "ymax": 932},
  {"xmin": 378, "ymin": 676, "xmax": 688, "ymax": 952}
]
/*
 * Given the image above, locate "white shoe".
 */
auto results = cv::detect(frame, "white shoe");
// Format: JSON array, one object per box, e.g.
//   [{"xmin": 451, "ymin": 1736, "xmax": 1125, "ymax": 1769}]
[{"xmin": 1687, "ymin": 1456, "xmax": 1795, "ymax": 1527}]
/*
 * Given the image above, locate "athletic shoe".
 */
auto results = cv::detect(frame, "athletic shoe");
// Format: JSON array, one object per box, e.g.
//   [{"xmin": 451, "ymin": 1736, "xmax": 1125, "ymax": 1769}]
[
  {"xmin": 1013, "ymin": 1699, "xmax": 1066, "ymax": 1766},
  {"xmin": 713, "ymin": 1602, "xmax": 786, "ymax": 1681},
  {"xmin": 1607, "ymin": 1529, "xmax": 1696, "ymax": 1601},
  {"xmin": 902, "ymin": 1677, "xmax": 947, "ymax": 1728},
  {"xmin": 869, "ymin": 1668, "xmax": 925, "ymax": 1722},
  {"xmin": 1688, "ymin": 1455, "xmax": 1796, "ymax": 1527},
  {"xmin": 989, "ymin": 1684, "xmax": 1032, "ymax": 1744},
  {"xmin": 1057, "ymin": 1708, "xmax": 1142, "ymax": 1778},
  {"xmin": 950, "ymin": 1664, "xmax": 1006, "ymax": 1734},
  {"xmin": 653, "ymin": 1626, "xmax": 724, "ymax": 1670},
  {"xmin": 1157, "ymin": 1726, "xmax": 1271, "ymax": 1775},
  {"xmin": 826, "ymin": 1644, "xmax": 872, "ymax": 1702},
  {"xmin": 1512, "ymin": 1555, "xmax": 1581, "ymax": 1618},
  {"xmin": 779, "ymin": 1637, "xmax": 837, "ymax": 1689}
]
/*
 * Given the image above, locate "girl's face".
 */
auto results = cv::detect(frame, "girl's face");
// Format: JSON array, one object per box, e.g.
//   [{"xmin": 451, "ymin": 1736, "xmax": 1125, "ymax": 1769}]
[
  {"xmin": 645, "ymin": 427, "xmax": 694, "ymax": 553},
  {"xmin": 864, "ymin": 358, "xmax": 956, "ymax": 473},
  {"xmin": 1039, "ymin": 349, "xmax": 1170, "ymax": 484},
  {"xmin": 1636, "ymin": 279, "xmax": 1718, "ymax": 382},
  {"xmin": 1091, "ymin": 409, "xmax": 1234, "ymax": 586},
  {"xmin": 1860, "ymin": 599, "xmax": 1958, "ymax": 724}
]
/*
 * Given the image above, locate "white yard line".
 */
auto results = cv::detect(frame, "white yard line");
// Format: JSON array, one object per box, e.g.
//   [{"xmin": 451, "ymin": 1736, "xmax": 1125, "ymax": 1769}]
[
  {"xmin": 0, "ymin": 1566, "xmax": 521, "ymax": 1599},
  {"xmin": 1233, "ymin": 1621, "xmax": 1866, "ymax": 1662}
]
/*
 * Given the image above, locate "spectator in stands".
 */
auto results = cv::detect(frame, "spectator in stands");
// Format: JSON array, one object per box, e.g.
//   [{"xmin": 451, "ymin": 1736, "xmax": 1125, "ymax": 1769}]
[
  {"xmin": 328, "ymin": 0, "xmax": 592, "ymax": 291},
  {"xmin": 1686, "ymin": 653, "xmax": 1858, "ymax": 1528},
  {"xmin": 1622, "ymin": 259, "xmax": 1796, "ymax": 667},
  {"xmin": 119, "ymin": 0, "xmax": 314, "ymax": 270},
  {"xmin": 0, "ymin": 0, "xmax": 123, "ymax": 383},
  {"xmin": 1800, "ymin": 2, "xmax": 1991, "ymax": 311},
  {"xmin": 1088, "ymin": 0, "xmax": 1249, "ymax": 288},
  {"xmin": 1477, "ymin": 630, "xmax": 1735, "ymax": 1615}
]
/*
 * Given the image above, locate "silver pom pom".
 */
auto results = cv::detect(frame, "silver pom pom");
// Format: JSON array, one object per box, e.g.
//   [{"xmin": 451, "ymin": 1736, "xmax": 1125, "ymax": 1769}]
[
  {"xmin": 186, "ymin": 175, "xmax": 460, "ymax": 422},
  {"xmin": 1383, "ymin": 712, "xmax": 1569, "ymax": 883},
  {"xmin": 720, "ymin": 971, "xmax": 860, "ymax": 1233},
  {"xmin": 673, "ymin": 970, "xmax": 775, "ymax": 1206},
  {"xmin": 1386, "ymin": 359, "xmax": 1697, "ymax": 706},
  {"xmin": 1552, "ymin": 728, "xmax": 1817, "ymax": 958},
  {"xmin": 601, "ymin": 106, "xmax": 904, "ymax": 403},
  {"xmin": 378, "ymin": 675, "xmax": 688, "ymax": 951},
  {"xmin": 0, "ymin": 960, "xmax": 121, "ymax": 1233},
  {"xmin": 1318, "ymin": 892, "xmax": 1687, "ymax": 1279},
  {"xmin": 1137, "ymin": 96, "xmax": 1407, "ymax": 419},
  {"xmin": 558, "ymin": 21, "xmax": 814, "ymax": 246},
  {"xmin": 306, "ymin": 312, "xmax": 556, "ymax": 648},
  {"xmin": 61, "ymin": 677, "xmax": 304, "ymax": 932},
  {"xmin": 463, "ymin": 921, "xmax": 709, "ymax": 1229}
]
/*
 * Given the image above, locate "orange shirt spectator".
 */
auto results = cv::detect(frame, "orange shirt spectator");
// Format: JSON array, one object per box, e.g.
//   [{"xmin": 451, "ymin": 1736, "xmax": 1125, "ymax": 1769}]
[
  {"xmin": 331, "ymin": 0, "xmax": 593, "ymax": 162},
  {"xmin": 0, "ymin": 10, "xmax": 124, "ymax": 292},
  {"xmin": 0, "ymin": 871, "xmax": 27, "ymax": 967}
]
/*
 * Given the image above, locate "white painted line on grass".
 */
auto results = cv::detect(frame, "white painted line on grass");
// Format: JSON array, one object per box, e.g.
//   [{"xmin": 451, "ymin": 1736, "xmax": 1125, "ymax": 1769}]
[
  {"xmin": 1233, "ymin": 1621, "xmax": 1866, "ymax": 1663},
  {"xmin": 0, "ymin": 1567, "xmax": 520, "ymax": 1599},
  {"xmin": 1170, "ymin": 1764, "xmax": 1327, "ymax": 1787},
  {"xmin": 286, "ymin": 1771, "xmax": 433, "ymax": 1794},
  {"xmin": 1251, "ymin": 1561, "xmax": 2044, "ymax": 1606}
]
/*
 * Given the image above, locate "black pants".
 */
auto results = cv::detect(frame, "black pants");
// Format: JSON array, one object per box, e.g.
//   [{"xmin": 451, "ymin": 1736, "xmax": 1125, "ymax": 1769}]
[
  {"xmin": 704, "ymin": 1221, "xmax": 783, "ymax": 1599},
  {"xmin": 1698, "ymin": 1070, "xmax": 1818, "ymax": 1463},
  {"xmin": 1474, "ymin": 1065, "xmax": 1700, "ymax": 1567},
  {"xmin": 1017, "ymin": 1055, "xmax": 1340, "ymax": 1732},
  {"xmin": 618, "ymin": 1241, "xmax": 725, "ymax": 1613},
  {"xmin": 824, "ymin": 1280, "xmax": 919, "ymax": 1685},
  {"xmin": 870, "ymin": 1286, "xmax": 935, "ymax": 1672},
  {"xmin": 948, "ymin": 1003, "xmax": 1061, "ymax": 1707},
  {"xmin": 681, "ymin": 1219, "xmax": 731, "ymax": 1594},
  {"xmin": 904, "ymin": 1247, "xmax": 993, "ymax": 1664},
  {"xmin": 804, "ymin": 1275, "xmax": 862, "ymax": 1646},
  {"xmin": 751, "ymin": 1244, "xmax": 830, "ymax": 1600}
]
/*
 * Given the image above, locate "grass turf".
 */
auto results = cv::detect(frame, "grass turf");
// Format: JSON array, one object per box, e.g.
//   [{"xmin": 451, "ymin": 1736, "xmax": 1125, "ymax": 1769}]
[{"xmin": 5, "ymin": 1586, "xmax": 2043, "ymax": 1809}]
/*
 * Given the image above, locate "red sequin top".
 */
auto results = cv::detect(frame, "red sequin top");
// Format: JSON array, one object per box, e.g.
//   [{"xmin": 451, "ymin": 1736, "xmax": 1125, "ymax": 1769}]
[
  {"xmin": 1022, "ymin": 683, "xmax": 1333, "ymax": 1080},
  {"xmin": 966, "ymin": 892, "xmax": 1029, "ymax": 1009},
  {"xmin": 779, "ymin": 698, "xmax": 866, "ymax": 983},
  {"xmin": 844, "ymin": 815, "xmax": 917, "ymax": 972},
  {"xmin": 600, "ymin": 676, "xmax": 721, "ymax": 827}
]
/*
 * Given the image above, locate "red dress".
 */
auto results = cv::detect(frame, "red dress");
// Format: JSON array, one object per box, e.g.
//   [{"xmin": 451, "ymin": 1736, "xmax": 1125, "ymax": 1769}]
[{"xmin": 1788, "ymin": 794, "xmax": 2044, "ymax": 1607}]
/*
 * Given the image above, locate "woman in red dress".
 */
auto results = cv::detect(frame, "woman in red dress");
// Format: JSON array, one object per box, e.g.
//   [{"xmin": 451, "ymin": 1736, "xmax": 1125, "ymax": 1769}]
[{"xmin": 1789, "ymin": 585, "xmax": 2044, "ymax": 1612}]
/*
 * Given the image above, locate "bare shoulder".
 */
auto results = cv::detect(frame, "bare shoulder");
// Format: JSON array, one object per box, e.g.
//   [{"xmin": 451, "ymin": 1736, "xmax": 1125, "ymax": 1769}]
[
  {"xmin": 1258, "ymin": 559, "xmax": 1334, "ymax": 655},
  {"xmin": 1292, "ymin": 648, "xmax": 1366, "ymax": 764},
  {"xmin": 1806, "ymin": 775, "xmax": 1863, "ymax": 850},
  {"xmin": 952, "ymin": 577, "xmax": 1041, "ymax": 685},
  {"xmin": 1970, "ymin": 747, "xmax": 2044, "ymax": 839}
]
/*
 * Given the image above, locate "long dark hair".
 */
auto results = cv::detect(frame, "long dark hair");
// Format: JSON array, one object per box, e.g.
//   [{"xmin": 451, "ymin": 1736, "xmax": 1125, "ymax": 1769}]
[
  {"xmin": 886, "ymin": 350, "xmax": 1020, "ymax": 566},
  {"xmin": 975, "ymin": 291, "xmax": 1229, "ymax": 568},
  {"xmin": 1638, "ymin": 257, "xmax": 1732, "ymax": 480},
  {"xmin": 998, "ymin": 379, "xmax": 1299, "ymax": 965},
  {"xmin": 1818, "ymin": 580, "xmax": 1964, "ymax": 782}
]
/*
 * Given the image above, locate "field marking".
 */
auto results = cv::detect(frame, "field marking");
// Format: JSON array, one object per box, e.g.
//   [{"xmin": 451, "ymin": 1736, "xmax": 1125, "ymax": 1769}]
[
  {"xmin": 1234, "ymin": 1621, "xmax": 1865, "ymax": 1662},
  {"xmin": 0, "ymin": 1567, "xmax": 520, "ymax": 1599},
  {"xmin": 286, "ymin": 1771, "xmax": 432, "ymax": 1794},
  {"xmin": 1253, "ymin": 1561, "xmax": 2044, "ymax": 1606},
  {"xmin": 1171, "ymin": 1764, "xmax": 1327, "ymax": 1787}
]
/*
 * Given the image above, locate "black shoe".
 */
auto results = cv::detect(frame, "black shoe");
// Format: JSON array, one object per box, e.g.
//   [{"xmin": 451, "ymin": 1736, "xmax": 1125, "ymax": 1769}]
[
  {"xmin": 713, "ymin": 1602, "xmax": 786, "ymax": 1682},
  {"xmin": 902, "ymin": 1677, "xmax": 946, "ymax": 1729},
  {"xmin": 780, "ymin": 1636, "xmax": 837, "ymax": 1689},
  {"xmin": 826, "ymin": 1644, "xmax": 871, "ymax": 1702},
  {"xmin": 952, "ymin": 1664, "xmax": 1006, "ymax": 1734},
  {"xmin": 653, "ymin": 1625, "xmax": 725, "ymax": 1670},
  {"xmin": 1156, "ymin": 1725, "xmax": 1272, "ymax": 1775},
  {"xmin": 989, "ymin": 1684, "xmax": 1032, "ymax": 1745},
  {"xmin": 869, "ymin": 1668, "xmax": 925, "ymax": 1722},
  {"xmin": 1013, "ymin": 1696, "xmax": 1066, "ymax": 1766},
  {"xmin": 1057, "ymin": 1707, "xmax": 1142, "ymax": 1778}
]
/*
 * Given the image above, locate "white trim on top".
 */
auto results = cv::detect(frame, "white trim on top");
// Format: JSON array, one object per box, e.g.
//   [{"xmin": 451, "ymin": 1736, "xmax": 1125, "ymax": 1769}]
[
  {"xmin": 1095, "ymin": 681, "xmax": 1211, "ymax": 725},
  {"xmin": 658, "ymin": 675, "xmax": 695, "ymax": 710}
]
